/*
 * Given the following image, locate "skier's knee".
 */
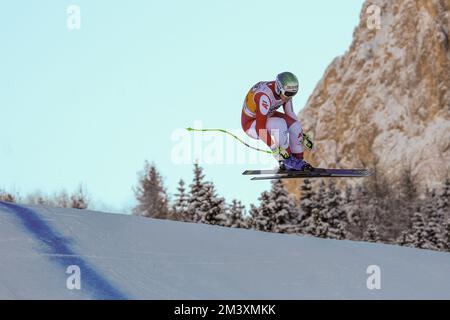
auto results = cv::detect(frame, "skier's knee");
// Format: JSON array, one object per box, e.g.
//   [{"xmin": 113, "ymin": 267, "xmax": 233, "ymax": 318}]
[{"xmin": 288, "ymin": 121, "xmax": 302, "ymax": 136}]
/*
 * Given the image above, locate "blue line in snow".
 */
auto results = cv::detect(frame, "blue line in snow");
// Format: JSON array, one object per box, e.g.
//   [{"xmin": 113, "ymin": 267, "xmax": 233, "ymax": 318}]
[{"xmin": 0, "ymin": 201, "xmax": 128, "ymax": 300}]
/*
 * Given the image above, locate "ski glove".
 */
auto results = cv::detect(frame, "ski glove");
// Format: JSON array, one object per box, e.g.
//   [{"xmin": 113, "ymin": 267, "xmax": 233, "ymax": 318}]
[
  {"xmin": 303, "ymin": 132, "xmax": 314, "ymax": 150},
  {"xmin": 272, "ymin": 146, "xmax": 290, "ymax": 160}
]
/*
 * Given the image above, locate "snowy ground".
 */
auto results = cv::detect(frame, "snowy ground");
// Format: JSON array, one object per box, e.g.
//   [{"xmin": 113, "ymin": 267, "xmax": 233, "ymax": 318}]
[{"xmin": 1, "ymin": 201, "xmax": 450, "ymax": 299}]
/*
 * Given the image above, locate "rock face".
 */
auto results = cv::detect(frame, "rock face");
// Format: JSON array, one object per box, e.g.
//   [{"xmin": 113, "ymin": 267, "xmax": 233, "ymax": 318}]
[{"xmin": 290, "ymin": 0, "xmax": 450, "ymax": 194}]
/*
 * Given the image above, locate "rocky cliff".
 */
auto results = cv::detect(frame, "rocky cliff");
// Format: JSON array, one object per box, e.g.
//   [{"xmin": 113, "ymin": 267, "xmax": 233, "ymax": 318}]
[{"xmin": 290, "ymin": 0, "xmax": 450, "ymax": 194}]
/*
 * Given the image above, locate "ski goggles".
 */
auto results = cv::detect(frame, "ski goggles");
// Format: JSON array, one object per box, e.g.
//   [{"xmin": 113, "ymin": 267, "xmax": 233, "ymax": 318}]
[
  {"xmin": 282, "ymin": 91, "xmax": 297, "ymax": 97},
  {"xmin": 275, "ymin": 80, "xmax": 298, "ymax": 97}
]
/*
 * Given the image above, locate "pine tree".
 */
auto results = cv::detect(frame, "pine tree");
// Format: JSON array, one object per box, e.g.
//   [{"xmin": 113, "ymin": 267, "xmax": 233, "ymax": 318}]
[
  {"xmin": 270, "ymin": 180, "xmax": 299, "ymax": 233},
  {"xmin": 55, "ymin": 190, "xmax": 70, "ymax": 208},
  {"xmin": 250, "ymin": 191, "xmax": 275, "ymax": 232},
  {"xmin": 70, "ymin": 184, "xmax": 89, "ymax": 209},
  {"xmin": 299, "ymin": 179, "xmax": 314, "ymax": 218},
  {"xmin": 365, "ymin": 195, "xmax": 386, "ymax": 240},
  {"xmin": 300, "ymin": 181, "xmax": 326, "ymax": 237},
  {"xmin": 133, "ymin": 161, "xmax": 169, "ymax": 218},
  {"xmin": 250, "ymin": 180, "xmax": 298, "ymax": 233},
  {"xmin": 346, "ymin": 185, "xmax": 366, "ymax": 240},
  {"xmin": 437, "ymin": 177, "xmax": 450, "ymax": 220},
  {"xmin": 344, "ymin": 184, "xmax": 353, "ymax": 205},
  {"xmin": 396, "ymin": 230, "xmax": 413, "ymax": 247},
  {"xmin": 248, "ymin": 204, "xmax": 257, "ymax": 230},
  {"xmin": 297, "ymin": 179, "xmax": 316, "ymax": 234},
  {"xmin": 171, "ymin": 179, "xmax": 190, "ymax": 221},
  {"xmin": 242, "ymin": 214, "xmax": 252, "ymax": 229},
  {"xmin": 186, "ymin": 163, "xmax": 226, "ymax": 226},
  {"xmin": 396, "ymin": 164, "xmax": 419, "ymax": 238},
  {"xmin": 343, "ymin": 184, "xmax": 354, "ymax": 217},
  {"xmin": 25, "ymin": 191, "xmax": 50, "ymax": 206},
  {"xmin": 361, "ymin": 168, "xmax": 392, "ymax": 241},
  {"xmin": 423, "ymin": 190, "xmax": 445, "ymax": 250},
  {"xmin": 187, "ymin": 162, "xmax": 208, "ymax": 223},
  {"xmin": 410, "ymin": 209, "xmax": 430, "ymax": 249},
  {"xmin": 310, "ymin": 180, "xmax": 352, "ymax": 241},
  {"xmin": 444, "ymin": 219, "xmax": 450, "ymax": 252},
  {"xmin": 322, "ymin": 180, "xmax": 348, "ymax": 240},
  {"xmin": 0, "ymin": 190, "xmax": 16, "ymax": 203},
  {"xmin": 226, "ymin": 199, "xmax": 247, "ymax": 229},
  {"xmin": 363, "ymin": 224, "xmax": 380, "ymax": 243},
  {"xmin": 198, "ymin": 182, "xmax": 226, "ymax": 226}
]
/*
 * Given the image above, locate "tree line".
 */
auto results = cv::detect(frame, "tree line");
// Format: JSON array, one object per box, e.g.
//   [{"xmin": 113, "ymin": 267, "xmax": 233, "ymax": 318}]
[
  {"xmin": 133, "ymin": 161, "xmax": 450, "ymax": 253},
  {"xmin": 0, "ymin": 184, "xmax": 89, "ymax": 209},
  {"xmin": 133, "ymin": 161, "xmax": 246, "ymax": 228},
  {"xmin": 1, "ymin": 160, "xmax": 449, "ymax": 253}
]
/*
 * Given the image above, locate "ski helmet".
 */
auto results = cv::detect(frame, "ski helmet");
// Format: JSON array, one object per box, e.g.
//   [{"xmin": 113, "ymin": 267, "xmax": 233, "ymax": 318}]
[{"xmin": 275, "ymin": 72, "xmax": 299, "ymax": 97}]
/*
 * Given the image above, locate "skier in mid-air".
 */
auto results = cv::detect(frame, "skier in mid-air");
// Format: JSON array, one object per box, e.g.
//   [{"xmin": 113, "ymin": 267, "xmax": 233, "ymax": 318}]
[
  {"xmin": 241, "ymin": 71, "xmax": 313, "ymax": 171},
  {"xmin": 188, "ymin": 71, "xmax": 370, "ymax": 179}
]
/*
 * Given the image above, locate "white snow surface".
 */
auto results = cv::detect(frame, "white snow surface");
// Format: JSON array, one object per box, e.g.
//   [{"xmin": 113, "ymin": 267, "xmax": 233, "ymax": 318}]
[{"xmin": 1, "ymin": 201, "xmax": 450, "ymax": 300}]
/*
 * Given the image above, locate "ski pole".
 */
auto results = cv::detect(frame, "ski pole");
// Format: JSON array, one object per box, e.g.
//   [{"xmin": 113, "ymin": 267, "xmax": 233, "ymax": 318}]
[
  {"xmin": 185, "ymin": 127, "xmax": 273, "ymax": 155},
  {"xmin": 186, "ymin": 127, "xmax": 314, "ymax": 154}
]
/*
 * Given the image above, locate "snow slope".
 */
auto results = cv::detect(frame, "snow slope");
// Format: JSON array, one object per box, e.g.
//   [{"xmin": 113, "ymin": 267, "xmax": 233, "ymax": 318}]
[{"xmin": 1, "ymin": 201, "xmax": 450, "ymax": 299}]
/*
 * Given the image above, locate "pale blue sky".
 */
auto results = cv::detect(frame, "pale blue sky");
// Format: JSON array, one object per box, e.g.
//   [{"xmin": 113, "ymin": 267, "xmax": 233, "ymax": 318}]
[{"xmin": 0, "ymin": 0, "xmax": 364, "ymax": 213}]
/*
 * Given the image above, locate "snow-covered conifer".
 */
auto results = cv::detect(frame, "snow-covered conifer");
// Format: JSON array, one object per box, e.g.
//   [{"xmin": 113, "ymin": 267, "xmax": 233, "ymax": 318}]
[
  {"xmin": 250, "ymin": 191, "xmax": 275, "ymax": 232},
  {"xmin": 409, "ymin": 209, "xmax": 430, "ymax": 249},
  {"xmin": 133, "ymin": 161, "xmax": 169, "ymax": 218},
  {"xmin": 297, "ymin": 179, "xmax": 316, "ymax": 234},
  {"xmin": 0, "ymin": 190, "xmax": 16, "ymax": 203},
  {"xmin": 300, "ymin": 181, "xmax": 326, "ymax": 237},
  {"xmin": 322, "ymin": 180, "xmax": 348, "ymax": 240},
  {"xmin": 70, "ymin": 184, "xmax": 89, "ymax": 209},
  {"xmin": 171, "ymin": 179, "xmax": 190, "ymax": 221},
  {"xmin": 187, "ymin": 162, "xmax": 208, "ymax": 222},
  {"xmin": 346, "ymin": 185, "xmax": 366, "ymax": 239},
  {"xmin": 423, "ymin": 190, "xmax": 445, "ymax": 250},
  {"xmin": 444, "ymin": 219, "xmax": 450, "ymax": 252},
  {"xmin": 226, "ymin": 199, "xmax": 247, "ymax": 229},
  {"xmin": 363, "ymin": 224, "xmax": 380, "ymax": 243},
  {"xmin": 437, "ymin": 177, "xmax": 450, "ymax": 220},
  {"xmin": 198, "ymin": 182, "xmax": 226, "ymax": 226},
  {"xmin": 25, "ymin": 191, "xmax": 51, "ymax": 206},
  {"xmin": 270, "ymin": 180, "xmax": 299, "ymax": 233},
  {"xmin": 55, "ymin": 189, "xmax": 70, "ymax": 208},
  {"xmin": 396, "ymin": 230, "xmax": 413, "ymax": 247}
]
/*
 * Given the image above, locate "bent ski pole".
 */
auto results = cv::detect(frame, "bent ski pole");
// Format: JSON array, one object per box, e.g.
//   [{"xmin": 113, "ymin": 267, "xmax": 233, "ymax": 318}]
[
  {"xmin": 186, "ymin": 127, "xmax": 314, "ymax": 154},
  {"xmin": 186, "ymin": 127, "xmax": 273, "ymax": 155}
]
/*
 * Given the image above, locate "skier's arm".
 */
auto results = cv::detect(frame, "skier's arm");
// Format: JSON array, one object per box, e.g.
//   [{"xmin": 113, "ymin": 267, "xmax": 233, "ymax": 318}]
[
  {"xmin": 254, "ymin": 92, "xmax": 273, "ymax": 147},
  {"xmin": 283, "ymin": 100, "xmax": 299, "ymax": 121}
]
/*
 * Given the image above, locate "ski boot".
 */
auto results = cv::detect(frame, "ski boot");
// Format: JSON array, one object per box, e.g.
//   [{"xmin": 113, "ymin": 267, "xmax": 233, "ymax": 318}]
[{"xmin": 282, "ymin": 156, "xmax": 313, "ymax": 171}]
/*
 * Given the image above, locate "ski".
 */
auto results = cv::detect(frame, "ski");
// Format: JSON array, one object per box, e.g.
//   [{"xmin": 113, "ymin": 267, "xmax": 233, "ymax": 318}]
[
  {"xmin": 250, "ymin": 170, "xmax": 372, "ymax": 180},
  {"xmin": 245, "ymin": 168, "xmax": 373, "ymax": 180},
  {"xmin": 243, "ymin": 168, "xmax": 371, "ymax": 176}
]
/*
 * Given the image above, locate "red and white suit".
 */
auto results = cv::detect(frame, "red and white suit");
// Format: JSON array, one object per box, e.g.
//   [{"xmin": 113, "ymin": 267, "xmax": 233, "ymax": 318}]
[{"xmin": 241, "ymin": 81, "xmax": 304, "ymax": 159}]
